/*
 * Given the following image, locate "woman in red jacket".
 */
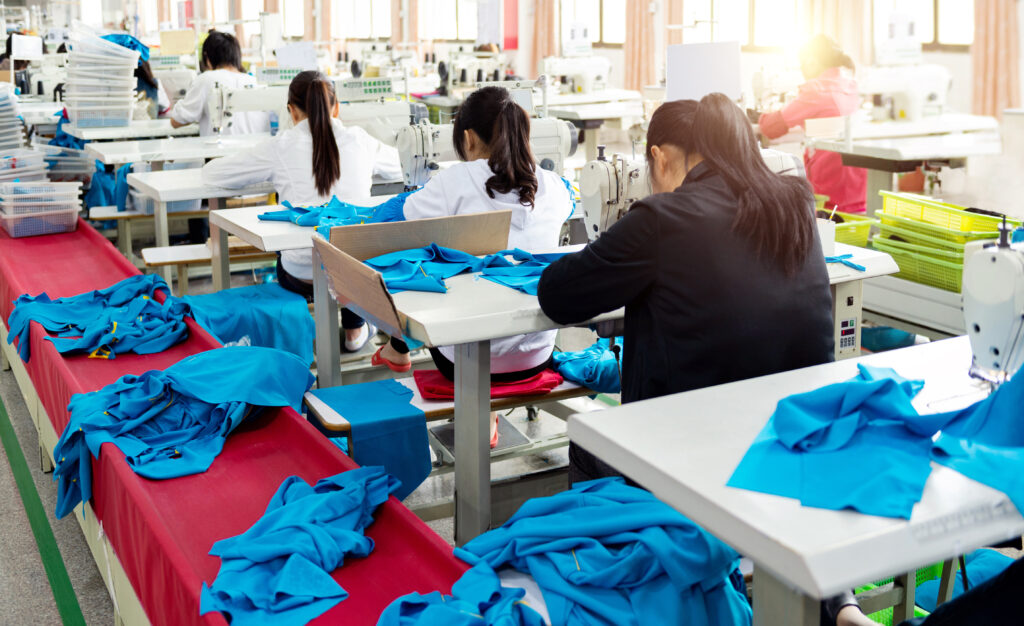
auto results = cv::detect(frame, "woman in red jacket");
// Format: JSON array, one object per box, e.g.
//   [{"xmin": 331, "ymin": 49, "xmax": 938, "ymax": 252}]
[{"xmin": 759, "ymin": 35, "xmax": 867, "ymax": 213}]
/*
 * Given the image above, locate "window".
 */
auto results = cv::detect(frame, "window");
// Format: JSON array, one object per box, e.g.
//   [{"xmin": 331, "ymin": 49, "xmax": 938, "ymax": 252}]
[
  {"xmin": 332, "ymin": 0, "xmax": 390, "ymax": 39},
  {"xmin": 559, "ymin": 0, "xmax": 625, "ymax": 47},
  {"xmin": 873, "ymin": 0, "xmax": 974, "ymax": 49},
  {"xmin": 241, "ymin": 0, "xmax": 262, "ymax": 47},
  {"xmin": 281, "ymin": 0, "xmax": 303, "ymax": 37},
  {"xmin": 138, "ymin": 0, "xmax": 159, "ymax": 35},
  {"xmin": 419, "ymin": 0, "xmax": 475, "ymax": 41},
  {"xmin": 669, "ymin": 0, "xmax": 792, "ymax": 50},
  {"xmin": 212, "ymin": 0, "xmax": 230, "ymax": 25}
]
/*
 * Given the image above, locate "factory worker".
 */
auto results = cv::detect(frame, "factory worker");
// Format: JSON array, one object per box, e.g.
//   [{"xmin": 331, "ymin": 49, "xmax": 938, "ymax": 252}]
[
  {"xmin": 136, "ymin": 61, "xmax": 170, "ymax": 118},
  {"xmin": 169, "ymin": 31, "xmax": 269, "ymax": 136},
  {"xmin": 758, "ymin": 35, "xmax": 867, "ymax": 212},
  {"xmin": 538, "ymin": 95, "xmax": 835, "ymax": 483},
  {"xmin": 374, "ymin": 86, "xmax": 574, "ymax": 447},
  {"xmin": 202, "ymin": 70, "xmax": 402, "ymax": 352}
]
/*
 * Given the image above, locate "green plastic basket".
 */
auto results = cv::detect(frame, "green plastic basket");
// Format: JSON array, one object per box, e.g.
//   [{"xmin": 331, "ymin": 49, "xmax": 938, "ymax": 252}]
[
  {"xmin": 877, "ymin": 220, "xmax": 971, "ymax": 253},
  {"xmin": 872, "ymin": 237, "xmax": 965, "ymax": 261},
  {"xmin": 879, "ymin": 191, "xmax": 1020, "ymax": 232},
  {"xmin": 878, "ymin": 212, "xmax": 1002, "ymax": 245},
  {"xmin": 873, "ymin": 239, "xmax": 964, "ymax": 292},
  {"xmin": 854, "ymin": 563, "xmax": 946, "ymax": 626},
  {"xmin": 834, "ymin": 212, "xmax": 877, "ymax": 248}
]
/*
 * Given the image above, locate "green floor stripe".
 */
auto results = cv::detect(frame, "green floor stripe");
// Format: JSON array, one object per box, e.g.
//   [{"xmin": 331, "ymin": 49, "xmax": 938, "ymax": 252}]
[{"xmin": 0, "ymin": 399, "xmax": 86, "ymax": 625}]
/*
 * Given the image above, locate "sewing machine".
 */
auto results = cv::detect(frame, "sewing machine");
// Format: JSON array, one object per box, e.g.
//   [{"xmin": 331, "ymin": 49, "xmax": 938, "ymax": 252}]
[
  {"xmin": 24, "ymin": 54, "xmax": 66, "ymax": 100},
  {"xmin": 541, "ymin": 56, "xmax": 612, "ymax": 95},
  {"xmin": 438, "ymin": 51, "xmax": 508, "ymax": 93},
  {"xmin": 581, "ymin": 148, "xmax": 804, "ymax": 241},
  {"xmin": 963, "ymin": 224, "xmax": 1024, "ymax": 383},
  {"xmin": 859, "ymin": 64, "xmax": 952, "ymax": 122},
  {"xmin": 207, "ymin": 83, "xmax": 291, "ymax": 135},
  {"xmin": 395, "ymin": 117, "xmax": 579, "ymax": 188}
]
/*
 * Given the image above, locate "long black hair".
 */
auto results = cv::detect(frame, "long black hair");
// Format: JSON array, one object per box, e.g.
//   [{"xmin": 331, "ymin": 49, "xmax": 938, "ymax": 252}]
[
  {"xmin": 453, "ymin": 86, "xmax": 537, "ymax": 207},
  {"xmin": 801, "ymin": 34, "xmax": 855, "ymax": 72},
  {"xmin": 647, "ymin": 95, "xmax": 816, "ymax": 276},
  {"xmin": 289, "ymin": 70, "xmax": 340, "ymax": 197},
  {"xmin": 201, "ymin": 30, "xmax": 244, "ymax": 72}
]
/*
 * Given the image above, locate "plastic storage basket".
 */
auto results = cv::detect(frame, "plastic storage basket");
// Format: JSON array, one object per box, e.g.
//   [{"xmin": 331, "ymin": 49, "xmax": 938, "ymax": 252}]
[
  {"xmin": 65, "ymin": 102, "xmax": 134, "ymax": 128},
  {"xmin": 877, "ymin": 220, "xmax": 971, "ymax": 253},
  {"xmin": 834, "ymin": 211, "xmax": 876, "ymax": 247},
  {"xmin": 854, "ymin": 563, "xmax": 945, "ymax": 626},
  {"xmin": 128, "ymin": 189, "xmax": 201, "ymax": 215},
  {"xmin": 873, "ymin": 238, "xmax": 965, "ymax": 292},
  {"xmin": 879, "ymin": 191, "xmax": 1020, "ymax": 233},
  {"xmin": 878, "ymin": 212, "xmax": 1004, "ymax": 245},
  {"xmin": 0, "ymin": 181, "xmax": 83, "ymax": 214},
  {"xmin": 0, "ymin": 207, "xmax": 78, "ymax": 237},
  {"xmin": 0, "ymin": 148, "xmax": 45, "ymax": 171}
]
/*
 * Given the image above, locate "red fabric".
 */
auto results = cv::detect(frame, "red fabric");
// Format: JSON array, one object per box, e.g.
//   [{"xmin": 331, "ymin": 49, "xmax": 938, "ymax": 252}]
[
  {"xmin": 414, "ymin": 368, "xmax": 564, "ymax": 400},
  {"xmin": 1, "ymin": 221, "xmax": 467, "ymax": 625}
]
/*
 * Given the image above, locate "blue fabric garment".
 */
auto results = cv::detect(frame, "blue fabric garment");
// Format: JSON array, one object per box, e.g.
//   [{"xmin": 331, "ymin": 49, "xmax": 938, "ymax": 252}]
[
  {"xmin": 84, "ymin": 160, "xmax": 115, "ymax": 209},
  {"xmin": 460, "ymin": 478, "xmax": 750, "ymax": 626},
  {"xmin": 825, "ymin": 254, "xmax": 866, "ymax": 272},
  {"xmin": 100, "ymin": 33, "xmax": 150, "ymax": 65},
  {"xmin": 915, "ymin": 549, "xmax": 1015, "ymax": 612},
  {"xmin": 200, "ymin": 466, "xmax": 399, "ymax": 625},
  {"xmin": 53, "ymin": 346, "xmax": 314, "ymax": 518},
  {"xmin": 729, "ymin": 363, "xmax": 1024, "ymax": 518},
  {"xmin": 136, "ymin": 76, "xmax": 159, "ymax": 103},
  {"xmin": 6, "ymin": 274, "xmax": 189, "ymax": 362},
  {"xmin": 308, "ymin": 380, "xmax": 429, "ymax": 501},
  {"xmin": 169, "ymin": 284, "xmax": 315, "ymax": 364},
  {"xmin": 552, "ymin": 338, "xmax": 621, "ymax": 393},
  {"xmin": 378, "ymin": 555, "xmax": 547, "ymax": 626},
  {"xmin": 114, "ymin": 163, "xmax": 133, "ymax": 213},
  {"xmin": 50, "ymin": 114, "xmax": 88, "ymax": 151},
  {"xmin": 257, "ymin": 191, "xmax": 415, "ymax": 232},
  {"xmin": 364, "ymin": 244, "xmax": 567, "ymax": 296}
]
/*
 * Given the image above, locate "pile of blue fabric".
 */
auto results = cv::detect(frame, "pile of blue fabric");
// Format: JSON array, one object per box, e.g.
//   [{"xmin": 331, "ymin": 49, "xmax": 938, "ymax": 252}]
[
  {"xmin": 83, "ymin": 161, "xmax": 132, "ymax": 211},
  {"xmin": 364, "ymin": 244, "xmax": 566, "ymax": 296},
  {"xmin": 200, "ymin": 466, "xmax": 399, "ymax": 625},
  {"xmin": 53, "ymin": 346, "xmax": 314, "ymax": 518},
  {"xmin": 50, "ymin": 114, "xmax": 87, "ymax": 151},
  {"xmin": 552, "ymin": 338, "xmax": 621, "ymax": 394},
  {"xmin": 379, "ymin": 478, "xmax": 753, "ymax": 626},
  {"xmin": 6, "ymin": 274, "xmax": 189, "ymax": 362},
  {"xmin": 257, "ymin": 191, "xmax": 415, "ymax": 233},
  {"xmin": 728, "ymin": 363, "xmax": 1024, "ymax": 519},
  {"xmin": 169, "ymin": 284, "xmax": 315, "ymax": 364}
]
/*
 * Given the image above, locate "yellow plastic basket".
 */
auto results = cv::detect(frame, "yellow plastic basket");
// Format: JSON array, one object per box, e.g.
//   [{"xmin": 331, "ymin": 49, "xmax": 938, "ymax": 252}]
[
  {"xmin": 834, "ymin": 212, "xmax": 876, "ymax": 248},
  {"xmin": 872, "ymin": 237, "xmax": 965, "ymax": 261},
  {"xmin": 878, "ymin": 220, "xmax": 970, "ymax": 253},
  {"xmin": 873, "ymin": 239, "xmax": 964, "ymax": 292},
  {"xmin": 879, "ymin": 191, "xmax": 1020, "ymax": 233},
  {"xmin": 878, "ymin": 212, "xmax": 1002, "ymax": 245}
]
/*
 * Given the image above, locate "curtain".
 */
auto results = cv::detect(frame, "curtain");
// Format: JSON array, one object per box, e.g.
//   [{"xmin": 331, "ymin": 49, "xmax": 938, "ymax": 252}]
[
  {"xmin": 972, "ymin": 0, "xmax": 1020, "ymax": 118},
  {"xmin": 666, "ymin": 0, "xmax": 684, "ymax": 47},
  {"xmin": 625, "ymin": 0, "xmax": 656, "ymax": 91},
  {"xmin": 803, "ymin": 0, "xmax": 871, "ymax": 69},
  {"xmin": 392, "ymin": 0, "xmax": 419, "ymax": 48},
  {"xmin": 530, "ymin": 0, "xmax": 558, "ymax": 78}
]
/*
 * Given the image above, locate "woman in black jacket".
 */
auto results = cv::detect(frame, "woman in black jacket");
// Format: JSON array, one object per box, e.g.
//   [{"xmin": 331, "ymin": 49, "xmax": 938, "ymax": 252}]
[{"xmin": 537, "ymin": 94, "xmax": 835, "ymax": 483}]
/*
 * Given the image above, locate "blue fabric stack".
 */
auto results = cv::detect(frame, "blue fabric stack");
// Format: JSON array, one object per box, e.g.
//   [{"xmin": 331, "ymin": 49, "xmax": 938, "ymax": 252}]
[
  {"xmin": 257, "ymin": 191, "xmax": 415, "ymax": 233},
  {"xmin": 552, "ymin": 338, "xmax": 621, "ymax": 393},
  {"xmin": 379, "ymin": 478, "xmax": 752, "ymax": 626},
  {"xmin": 170, "ymin": 284, "xmax": 315, "ymax": 364},
  {"xmin": 6, "ymin": 274, "xmax": 189, "ymax": 362},
  {"xmin": 200, "ymin": 466, "xmax": 399, "ymax": 625},
  {"xmin": 53, "ymin": 346, "xmax": 314, "ymax": 518},
  {"xmin": 364, "ymin": 244, "xmax": 566, "ymax": 296}
]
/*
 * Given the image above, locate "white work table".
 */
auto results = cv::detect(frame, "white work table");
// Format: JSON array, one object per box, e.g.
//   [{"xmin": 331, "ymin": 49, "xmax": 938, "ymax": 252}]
[
  {"xmin": 544, "ymin": 89, "xmax": 645, "ymax": 162},
  {"xmin": 85, "ymin": 133, "xmax": 271, "ymax": 166},
  {"xmin": 64, "ymin": 119, "xmax": 199, "ymax": 141},
  {"xmin": 126, "ymin": 168, "xmax": 276, "ymax": 283},
  {"xmin": 848, "ymin": 113, "xmax": 998, "ymax": 140},
  {"xmin": 568, "ymin": 337, "xmax": 1024, "ymax": 626},
  {"xmin": 17, "ymin": 101, "xmax": 62, "ymax": 127}
]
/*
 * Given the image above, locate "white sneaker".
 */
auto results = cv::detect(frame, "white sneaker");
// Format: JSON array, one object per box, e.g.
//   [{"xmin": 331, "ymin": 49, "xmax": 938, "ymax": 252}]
[{"xmin": 344, "ymin": 323, "xmax": 377, "ymax": 353}]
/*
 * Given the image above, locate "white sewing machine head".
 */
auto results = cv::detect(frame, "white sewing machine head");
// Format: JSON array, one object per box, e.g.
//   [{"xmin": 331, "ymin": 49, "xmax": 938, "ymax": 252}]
[
  {"xmin": 395, "ymin": 117, "xmax": 578, "ymax": 189},
  {"xmin": 541, "ymin": 56, "xmax": 612, "ymax": 94},
  {"xmin": 207, "ymin": 83, "xmax": 291, "ymax": 135},
  {"xmin": 438, "ymin": 52, "xmax": 508, "ymax": 90},
  {"xmin": 963, "ymin": 224, "xmax": 1024, "ymax": 384},
  {"xmin": 581, "ymin": 148, "xmax": 805, "ymax": 241},
  {"xmin": 858, "ymin": 64, "xmax": 952, "ymax": 122}
]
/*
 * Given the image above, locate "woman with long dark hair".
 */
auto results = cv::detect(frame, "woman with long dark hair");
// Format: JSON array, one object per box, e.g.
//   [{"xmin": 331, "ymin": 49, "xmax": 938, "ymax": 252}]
[
  {"xmin": 538, "ymin": 94, "xmax": 835, "ymax": 482},
  {"xmin": 202, "ymin": 70, "xmax": 402, "ymax": 352},
  {"xmin": 373, "ymin": 86, "xmax": 574, "ymax": 447}
]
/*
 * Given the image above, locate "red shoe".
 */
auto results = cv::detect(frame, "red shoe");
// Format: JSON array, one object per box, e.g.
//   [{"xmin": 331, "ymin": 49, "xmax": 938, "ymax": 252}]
[{"xmin": 371, "ymin": 346, "xmax": 412, "ymax": 373}]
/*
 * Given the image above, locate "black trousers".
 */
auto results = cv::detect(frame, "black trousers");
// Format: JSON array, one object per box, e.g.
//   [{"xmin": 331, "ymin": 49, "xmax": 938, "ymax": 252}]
[
  {"xmin": 896, "ymin": 556, "xmax": 1024, "ymax": 625},
  {"xmin": 275, "ymin": 257, "xmax": 365, "ymax": 329}
]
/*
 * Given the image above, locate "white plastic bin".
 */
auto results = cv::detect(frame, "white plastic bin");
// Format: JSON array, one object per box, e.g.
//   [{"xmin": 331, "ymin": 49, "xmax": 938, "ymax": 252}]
[{"xmin": 0, "ymin": 206, "xmax": 78, "ymax": 237}]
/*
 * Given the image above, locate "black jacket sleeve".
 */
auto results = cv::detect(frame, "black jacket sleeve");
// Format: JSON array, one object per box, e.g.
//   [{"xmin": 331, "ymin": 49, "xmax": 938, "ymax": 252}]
[{"xmin": 538, "ymin": 203, "xmax": 658, "ymax": 324}]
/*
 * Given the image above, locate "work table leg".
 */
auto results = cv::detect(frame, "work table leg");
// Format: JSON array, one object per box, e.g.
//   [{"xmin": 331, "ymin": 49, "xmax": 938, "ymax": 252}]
[
  {"xmin": 454, "ymin": 340, "xmax": 491, "ymax": 546},
  {"xmin": 153, "ymin": 201, "xmax": 172, "ymax": 284},
  {"xmin": 313, "ymin": 249, "xmax": 341, "ymax": 389},
  {"xmin": 209, "ymin": 222, "xmax": 230, "ymax": 292},
  {"xmin": 752, "ymin": 565, "xmax": 819, "ymax": 626},
  {"xmin": 866, "ymin": 169, "xmax": 894, "ymax": 216}
]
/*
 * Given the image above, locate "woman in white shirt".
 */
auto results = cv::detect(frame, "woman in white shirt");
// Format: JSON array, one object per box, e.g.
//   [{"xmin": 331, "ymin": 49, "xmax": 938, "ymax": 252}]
[
  {"xmin": 169, "ymin": 31, "xmax": 269, "ymax": 136},
  {"xmin": 203, "ymin": 70, "xmax": 402, "ymax": 352},
  {"xmin": 373, "ymin": 86, "xmax": 573, "ymax": 446}
]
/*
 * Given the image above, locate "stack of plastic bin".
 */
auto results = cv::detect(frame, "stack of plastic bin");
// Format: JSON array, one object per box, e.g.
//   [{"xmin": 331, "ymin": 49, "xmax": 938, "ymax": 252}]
[
  {"xmin": 33, "ymin": 143, "xmax": 94, "ymax": 185},
  {"xmin": 0, "ymin": 87, "xmax": 26, "ymax": 150},
  {"xmin": 0, "ymin": 181, "xmax": 82, "ymax": 237},
  {"xmin": 0, "ymin": 148, "xmax": 47, "ymax": 183},
  {"xmin": 65, "ymin": 33, "xmax": 138, "ymax": 128}
]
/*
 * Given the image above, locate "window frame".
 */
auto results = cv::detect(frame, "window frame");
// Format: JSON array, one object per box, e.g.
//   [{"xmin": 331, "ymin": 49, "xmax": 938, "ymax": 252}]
[
  {"xmin": 418, "ymin": 0, "xmax": 475, "ymax": 43},
  {"xmin": 921, "ymin": 0, "xmax": 972, "ymax": 52},
  {"xmin": 558, "ymin": 0, "xmax": 624, "ymax": 49}
]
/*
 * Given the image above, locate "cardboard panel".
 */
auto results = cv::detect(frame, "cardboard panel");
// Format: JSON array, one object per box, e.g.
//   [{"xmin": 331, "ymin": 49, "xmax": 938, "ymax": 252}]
[
  {"xmin": 326, "ymin": 211, "xmax": 512, "ymax": 260},
  {"xmin": 312, "ymin": 237, "xmax": 404, "ymax": 337}
]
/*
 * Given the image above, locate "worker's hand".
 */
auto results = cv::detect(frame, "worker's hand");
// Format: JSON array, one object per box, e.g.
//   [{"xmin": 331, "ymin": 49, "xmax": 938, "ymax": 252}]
[{"xmin": 745, "ymin": 108, "xmax": 762, "ymax": 124}]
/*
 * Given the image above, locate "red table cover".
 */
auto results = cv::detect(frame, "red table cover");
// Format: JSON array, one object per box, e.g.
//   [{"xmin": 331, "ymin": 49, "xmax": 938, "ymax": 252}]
[{"xmin": 0, "ymin": 220, "xmax": 467, "ymax": 625}]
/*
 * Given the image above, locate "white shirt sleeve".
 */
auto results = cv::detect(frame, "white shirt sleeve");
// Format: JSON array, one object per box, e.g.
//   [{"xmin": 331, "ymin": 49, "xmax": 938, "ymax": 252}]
[
  {"xmin": 402, "ymin": 169, "xmax": 452, "ymax": 221},
  {"xmin": 169, "ymin": 74, "xmax": 208, "ymax": 125},
  {"xmin": 201, "ymin": 136, "xmax": 278, "ymax": 189}
]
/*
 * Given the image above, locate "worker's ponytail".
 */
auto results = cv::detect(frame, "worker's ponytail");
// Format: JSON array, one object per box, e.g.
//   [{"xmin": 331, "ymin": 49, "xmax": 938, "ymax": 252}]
[
  {"xmin": 288, "ymin": 70, "xmax": 340, "ymax": 197},
  {"xmin": 453, "ymin": 86, "xmax": 538, "ymax": 207}
]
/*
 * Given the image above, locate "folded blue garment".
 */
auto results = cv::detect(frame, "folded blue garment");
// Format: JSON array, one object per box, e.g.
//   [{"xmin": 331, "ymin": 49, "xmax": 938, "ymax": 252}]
[
  {"xmin": 391, "ymin": 477, "xmax": 750, "ymax": 626},
  {"xmin": 53, "ymin": 346, "xmax": 314, "ymax": 518},
  {"xmin": 100, "ymin": 33, "xmax": 150, "ymax": 64},
  {"xmin": 729, "ymin": 362, "xmax": 1024, "ymax": 518},
  {"xmin": 50, "ymin": 115, "xmax": 88, "ymax": 152},
  {"xmin": 200, "ymin": 466, "xmax": 399, "ymax": 625},
  {"xmin": 258, "ymin": 191, "xmax": 415, "ymax": 232},
  {"xmin": 916, "ymin": 549, "xmax": 1016, "ymax": 612},
  {"xmin": 6, "ymin": 274, "xmax": 188, "ymax": 362},
  {"xmin": 378, "ymin": 556, "xmax": 546, "ymax": 626},
  {"xmin": 364, "ymin": 244, "xmax": 567, "ymax": 296},
  {"xmin": 170, "ymin": 284, "xmax": 315, "ymax": 364},
  {"xmin": 552, "ymin": 338, "xmax": 621, "ymax": 393},
  {"xmin": 84, "ymin": 160, "xmax": 114, "ymax": 209},
  {"xmin": 308, "ymin": 380, "xmax": 430, "ymax": 501}
]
